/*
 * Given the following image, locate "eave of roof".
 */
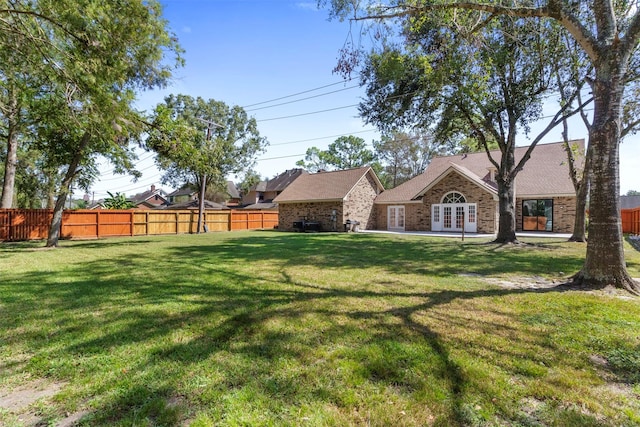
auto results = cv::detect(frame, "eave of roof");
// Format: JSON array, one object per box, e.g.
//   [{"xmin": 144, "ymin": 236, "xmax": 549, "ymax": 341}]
[{"xmin": 415, "ymin": 163, "xmax": 499, "ymax": 200}]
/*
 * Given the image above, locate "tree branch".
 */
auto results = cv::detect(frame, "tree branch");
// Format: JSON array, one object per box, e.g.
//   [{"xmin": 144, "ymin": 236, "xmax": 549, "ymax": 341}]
[{"xmin": 355, "ymin": 1, "xmax": 599, "ymax": 61}]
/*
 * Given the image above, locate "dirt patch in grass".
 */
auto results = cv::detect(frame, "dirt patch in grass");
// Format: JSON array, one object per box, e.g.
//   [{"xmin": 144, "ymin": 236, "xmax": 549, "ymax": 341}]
[
  {"xmin": 0, "ymin": 379, "xmax": 88, "ymax": 426},
  {"xmin": 480, "ymin": 274, "xmax": 639, "ymax": 300}
]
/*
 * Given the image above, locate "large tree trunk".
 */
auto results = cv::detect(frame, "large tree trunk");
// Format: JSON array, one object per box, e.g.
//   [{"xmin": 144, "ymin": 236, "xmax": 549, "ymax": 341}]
[
  {"xmin": 494, "ymin": 179, "xmax": 517, "ymax": 243},
  {"xmin": 1, "ymin": 91, "xmax": 19, "ymax": 208},
  {"xmin": 493, "ymin": 145, "xmax": 518, "ymax": 244},
  {"xmin": 572, "ymin": 58, "xmax": 639, "ymax": 294},
  {"xmin": 46, "ymin": 133, "xmax": 89, "ymax": 247}
]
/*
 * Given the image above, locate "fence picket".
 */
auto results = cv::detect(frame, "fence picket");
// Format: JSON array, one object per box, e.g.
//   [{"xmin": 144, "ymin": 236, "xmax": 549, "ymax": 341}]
[{"xmin": 0, "ymin": 209, "xmax": 279, "ymax": 242}]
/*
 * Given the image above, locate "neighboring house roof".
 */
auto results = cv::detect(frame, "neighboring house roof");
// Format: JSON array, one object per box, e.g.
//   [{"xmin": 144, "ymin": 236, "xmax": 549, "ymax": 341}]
[
  {"xmin": 274, "ymin": 166, "xmax": 384, "ymax": 203},
  {"xmin": 375, "ymin": 140, "xmax": 583, "ymax": 203},
  {"xmin": 242, "ymin": 202, "xmax": 278, "ymax": 210},
  {"xmin": 621, "ymin": 195, "xmax": 640, "ymax": 209},
  {"xmin": 128, "ymin": 185, "xmax": 169, "ymax": 205},
  {"xmin": 227, "ymin": 181, "xmax": 241, "ymax": 199},
  {"xmin": 159, "ymin": 199, "xmax": 229, "ymax": 210},
  {"xmin": 253, "ymin": 168, "xmax": 308, "ymax": 194},
  {"xmin": 168, "ymin": 187, "xmax": 197, "ymax": 198}
]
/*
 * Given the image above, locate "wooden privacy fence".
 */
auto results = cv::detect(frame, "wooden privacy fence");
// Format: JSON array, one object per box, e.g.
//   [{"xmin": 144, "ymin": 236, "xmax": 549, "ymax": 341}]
[
  {"xmin": 0, "ymin": 209, "xmax": 278, "ymax": 242},
  {"xmin": 622, "ymin": 207, "xmax": 640, "ymax": 235}
]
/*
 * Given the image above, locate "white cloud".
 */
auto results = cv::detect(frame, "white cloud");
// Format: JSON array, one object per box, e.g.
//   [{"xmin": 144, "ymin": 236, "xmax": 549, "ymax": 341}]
[{"xmin": 295, "ymin": 2, "xmax": 319, "ymax": 11}]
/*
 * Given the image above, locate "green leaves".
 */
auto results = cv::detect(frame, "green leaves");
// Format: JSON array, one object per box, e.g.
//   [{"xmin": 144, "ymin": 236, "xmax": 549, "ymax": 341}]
[
  {"xmin": 146, "ymin": 94, "xmax": 267, "ymax": 192},
  {"xmin": 296, "ymin": 136, "xmax": 376, "ymax": 172}
]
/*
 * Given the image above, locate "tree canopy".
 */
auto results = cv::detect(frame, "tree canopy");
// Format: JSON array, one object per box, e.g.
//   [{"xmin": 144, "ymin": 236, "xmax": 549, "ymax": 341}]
[
  {"xmin": 323, "ymin": 0, "xmax": 640, "ymax": 293},
  {"xmin": 296, "ymin": 135, "xmax": 376, "ymax": 172},
  {"xmin": 0, "ymin": 0, "xmax": 183, "ymax": 246},
  {"xmin": 146, "ymin": 94, "xmax": 267, "ymax": 232}
]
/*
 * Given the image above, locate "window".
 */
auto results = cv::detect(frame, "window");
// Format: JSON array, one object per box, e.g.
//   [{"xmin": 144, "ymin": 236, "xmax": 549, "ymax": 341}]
[
  {"xmin": 522, "ymin": 199, "xmax": 553, "ymax": 231},
  {"xmin": 468, "ymin": 204, "xmax": 476, "ymax": 223},
  {"xmin": 433, "ymin": 206, "xmax": 440, "ymax": 223},
  {"xmin": 442, "ymin": 192, "xmax": 466, "ymax": 204}
]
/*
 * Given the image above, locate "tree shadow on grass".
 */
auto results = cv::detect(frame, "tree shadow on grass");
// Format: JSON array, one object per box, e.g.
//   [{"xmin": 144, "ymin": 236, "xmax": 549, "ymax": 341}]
[{"xmin": 0, "ymin": 232, "xmax": 617, "ymax": 425}]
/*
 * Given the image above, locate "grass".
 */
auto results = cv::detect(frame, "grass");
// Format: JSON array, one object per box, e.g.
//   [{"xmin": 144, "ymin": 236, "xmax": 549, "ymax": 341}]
[{"xmin": 0, "ymin": 231, "xmax": 639, "ymax": 426}]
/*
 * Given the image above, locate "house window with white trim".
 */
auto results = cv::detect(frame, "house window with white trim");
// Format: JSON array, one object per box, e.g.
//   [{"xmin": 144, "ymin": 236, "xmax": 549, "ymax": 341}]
[{"xmin": 442, "ymin": 191, "xmax": 466, "ymax": 204}]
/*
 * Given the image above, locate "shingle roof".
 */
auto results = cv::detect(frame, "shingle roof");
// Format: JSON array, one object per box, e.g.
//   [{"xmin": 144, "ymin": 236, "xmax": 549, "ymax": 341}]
[
  {"xmin": 167, "ymin": 186, "xmax": 197, "ymax": 198},
  {"xmin": 226, "ymin": 181, "xmax": 240, "ymax": 199},
  {"xmin": 621, "ymin": 195, "xmax": 640, "ymax": 209},
  {"xmin": 273, "ymin": 167, "xmax": 383, "ymax": 203},
  {"xmin": 159, "ymin": 199, "xmax": 229, "ymax": 210},
  {"xmin": 375, "ymin": 140, "xmax": 583, "ymax": 203},
  {"xmin": 254, "ymin": 169, "xmax": 307, "ymax": 193}
]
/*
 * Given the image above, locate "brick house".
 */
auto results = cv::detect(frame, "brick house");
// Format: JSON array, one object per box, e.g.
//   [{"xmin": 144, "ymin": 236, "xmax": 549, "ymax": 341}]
[
  {"xmin": 273, "ymin": 167, "xmax": 384, "ymax": 232},
  {"xmin": 127, "ymin": 185, "xmax": 169, "ymax": 209},
  {"xmin": 374, "ymin": 140, "xmax": 583, "ymax": 234}
]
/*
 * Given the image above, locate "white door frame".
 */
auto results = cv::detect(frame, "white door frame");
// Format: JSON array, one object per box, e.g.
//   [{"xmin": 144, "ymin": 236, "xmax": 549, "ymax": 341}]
[
  {"xmin": 431, "ymin": 203, "xmax": 477, "ymax": 232},
  {"xmin": 387, "ymin": 205, "xmax": 405, "ymax": 231}
]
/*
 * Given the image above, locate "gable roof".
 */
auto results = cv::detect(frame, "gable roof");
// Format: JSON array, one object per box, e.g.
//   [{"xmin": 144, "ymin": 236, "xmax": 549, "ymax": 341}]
[
  {"xmin": 274, "ymin": 166, "xmax": 384, "ymax": 203},
  {"xmin": 253, "ymin": 168, "xmax": 307, "ymax": 193},
  {"xmin": 226, "ymin": 181, "xmax": 241, "ymax": 199},
  {"xmin": 375, "ymin": 140, "xmax": 583, "ymax": 203},
  {"xmin": 128, "ymin": 185, "xmax": 169, "ymax": 205}
]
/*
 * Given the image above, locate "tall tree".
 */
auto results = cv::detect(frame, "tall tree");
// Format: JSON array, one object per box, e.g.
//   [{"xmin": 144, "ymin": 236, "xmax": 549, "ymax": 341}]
[
  {"xmin": 22, "ymin": 0, "xmax": 183, "ymax": 247},
  {"xmin": 147, "ymin": 94, "xmax": 267, "ymax": 233},
  {"xmin": 324, "ymin": 0, "xmax": 640, "ymax": 294},
  {"xmin": 353, "ymin": 11, "xmax": 574, "ymax": 242},
  {"xmin": 297, "ymin": 135, "xmax": 376, "ymax": 171},
  {"xmin": 373, "ymin": 130, "xmax": 446, "ymax": 187}
]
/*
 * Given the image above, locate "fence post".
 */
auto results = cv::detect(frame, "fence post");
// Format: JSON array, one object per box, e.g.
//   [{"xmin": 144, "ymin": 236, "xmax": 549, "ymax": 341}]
[{"xmin": 96, "ymin": 210, "xmax": 100, "ymax": 238}]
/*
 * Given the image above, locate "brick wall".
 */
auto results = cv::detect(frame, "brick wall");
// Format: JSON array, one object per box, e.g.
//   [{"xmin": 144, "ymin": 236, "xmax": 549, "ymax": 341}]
[
  {"xmin": 422, "ymin": 172, "xmax": 498, "ymax": 233},
  {"xmin": 278, "ymin": 201, "xmax": 343, "ymax": 231},
  {"xmin": 277, "ymin": 172, "xmax": 380, "ymax": 232},
  {"xmin": 343, "ymin": 173, "xmax": 379, "ymax": 230},
  {"xmin": 374, "ymin": 172, "xmax": 497, "ymax": 233},
  {"xmin": 515, "ymin": 196, "xmax": 576, "ymax": 233}
]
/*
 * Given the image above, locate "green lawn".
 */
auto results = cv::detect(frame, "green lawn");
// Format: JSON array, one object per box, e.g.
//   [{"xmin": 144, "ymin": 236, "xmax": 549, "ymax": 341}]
[{"xmin": 1, "ymin": 231, "xmax": 639, "ymax": 426}]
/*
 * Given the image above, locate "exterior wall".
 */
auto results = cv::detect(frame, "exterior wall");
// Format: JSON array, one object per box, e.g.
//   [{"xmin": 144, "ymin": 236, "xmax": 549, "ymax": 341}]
[
  {"xmin": 278, "ymin": 202, "xmax": 343, "ymax": 231},
  {"xmin": 277, "ymin": 172, "xmax": 380, "ymax": 232},
  {"xmin": 343, "ymin": 173, "xmax": 379, "ymax": 230},
  {"xmin": 374, "ymin": 172, "xmax": 497, "ymax": 233},
  {"xmin": 515, "ymin": 196, "xmax": 576, "ymax": 233},
  {"xmin": 375, "ymin": 203, "xmax": 427, "ymax": 231},
  {"xmin": 421, "ymin": 172, "xmax": 497, "ymax": 233}
]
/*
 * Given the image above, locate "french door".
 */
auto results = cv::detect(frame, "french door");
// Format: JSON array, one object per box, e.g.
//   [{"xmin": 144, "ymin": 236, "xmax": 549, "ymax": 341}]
[
  {"xmin": 432, "ymin": 203, "xmax": 477, "ymax": 232},
  {"xmin": 387, "ymin": 206, "xmax": 405, "ymax": 231}
]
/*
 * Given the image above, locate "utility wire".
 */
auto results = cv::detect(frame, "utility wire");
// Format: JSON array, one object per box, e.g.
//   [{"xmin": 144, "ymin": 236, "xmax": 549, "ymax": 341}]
[
  {"xmin": 257, "ymin": 104, "xmax": 359, "ymax": 122},
  {"xmin": 245, "ymin": 85, "xmax": 359, "ymax": 112},
  {"xmin": 270, "ymin": 128, "xmax": 377, "ymax": 146},
  {"xmin": 242, "ymin": 79, "xmax": 354, "ymax": 108}
]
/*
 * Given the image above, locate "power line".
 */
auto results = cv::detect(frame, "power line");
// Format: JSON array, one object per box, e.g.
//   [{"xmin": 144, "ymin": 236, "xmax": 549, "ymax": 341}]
[
  {"xmin": 257, "ymin": 153, "xmax": 306, "ymax": 162},
  {"xmin": 242, "ymin": 79, "xmax": 354, "ymax": 108},
  {"xmin": 257, "ymin": 104, "xmax": 359, "ymax": 122},
  {"xmin": 245, "ymin": 85, "xmax": 359, "ymax": 112},
  {"xmin": 270, "ymin": 128, "xmax": 377, "ymax": 146}
]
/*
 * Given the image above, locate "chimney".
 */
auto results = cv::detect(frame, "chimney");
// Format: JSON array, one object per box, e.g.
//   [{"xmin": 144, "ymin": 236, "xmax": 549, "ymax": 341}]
[
  {"xmin": 487, "ymin": 167, "xmax": 497, "ymax": 182},
  {"xmin": 151, "ymin": 184, "xmax": 156, "ymax": 192}
]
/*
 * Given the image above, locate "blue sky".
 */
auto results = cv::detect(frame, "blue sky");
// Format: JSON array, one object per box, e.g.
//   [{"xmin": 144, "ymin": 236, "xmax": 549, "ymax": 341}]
[{"xmin": 90, "ymin": 0, "xmax": 640, "ymax": 199}]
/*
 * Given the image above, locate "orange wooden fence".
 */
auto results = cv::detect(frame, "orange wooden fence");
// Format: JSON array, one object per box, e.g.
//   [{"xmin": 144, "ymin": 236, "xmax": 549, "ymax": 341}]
[
  {"xmin": 622, "ymin": 207, "xmax": 640, "ymax": 234},
  {"xmin": 0, "ymin": 209, "xmax": 278, "ymax": 242}
]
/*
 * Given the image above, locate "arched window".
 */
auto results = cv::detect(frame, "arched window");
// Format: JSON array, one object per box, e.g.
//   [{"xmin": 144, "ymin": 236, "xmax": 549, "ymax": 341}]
[{"xmin": 442, "ymin": 191, "xmax": 466, "ymax": 204}]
